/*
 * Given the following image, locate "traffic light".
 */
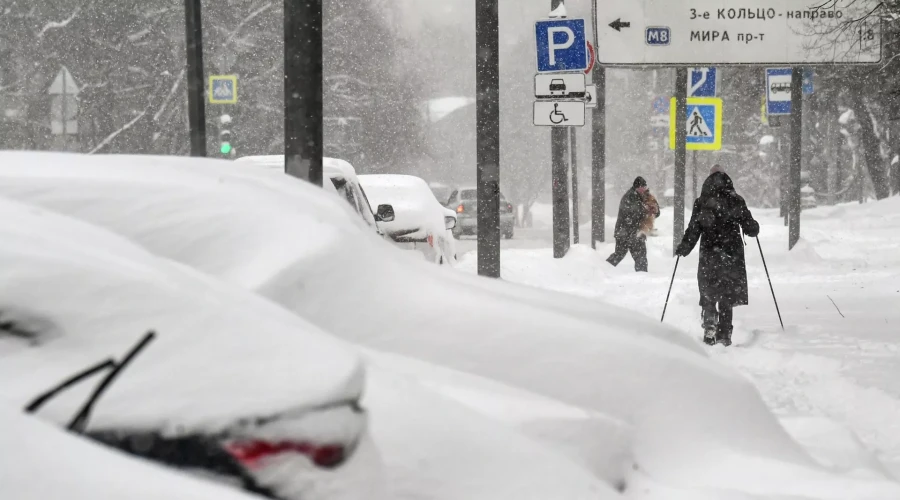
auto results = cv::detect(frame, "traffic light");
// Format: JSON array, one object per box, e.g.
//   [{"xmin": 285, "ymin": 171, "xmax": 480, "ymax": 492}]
[
  {"xmin": 219, "ymin": 129, "xmax": 232, "ymax": 155},
  {"xmin": 217, "ymin": 114, "xmax": 234, "ymax": 157}
]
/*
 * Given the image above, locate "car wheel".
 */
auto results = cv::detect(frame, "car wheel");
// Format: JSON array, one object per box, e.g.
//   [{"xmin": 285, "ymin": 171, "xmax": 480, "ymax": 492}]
[{"xmin": 503, "ymin": 227, "xmax": 514, "ymax": 239}]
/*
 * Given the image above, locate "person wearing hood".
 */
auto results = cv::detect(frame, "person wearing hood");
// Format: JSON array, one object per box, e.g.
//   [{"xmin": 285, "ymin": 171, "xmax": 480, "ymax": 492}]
[
  {"xmin": 607, "ymin": 176, "xmax": 659, "ymax": 272},
  {"xmin": 675, "ymin": 165, "xmax": 760, "ymax": 346}
]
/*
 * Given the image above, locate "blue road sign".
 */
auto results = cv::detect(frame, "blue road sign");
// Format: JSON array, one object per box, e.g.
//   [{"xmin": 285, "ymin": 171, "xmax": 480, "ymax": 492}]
[
  {"xmin": 645, "ymin": 27, "xmax": 671, "ymax": 46},
  {"xmin": 652, "ymin": 96, "xmax": 668, "ymax": 114},
  {"xmin": 802, "ymin": 69, "xmax": 814, "ymax": 94},
  {"xmin": 688, "ymin": 67, "xmax": 717, "ymax": 97},
  {"xmin": 535, "ymin": 19, "xmax": 587, "ymax": 73},
  {"xmin": 669, "ymin": 97, "xmax": 723, "ymax": 151},
  {"xmin": 209, "ymin": 75, "xmax": 238, "ymax": 104},
  {"xmin": 766, "ymin": 68, "xmax": 792, "ymax": 116}
]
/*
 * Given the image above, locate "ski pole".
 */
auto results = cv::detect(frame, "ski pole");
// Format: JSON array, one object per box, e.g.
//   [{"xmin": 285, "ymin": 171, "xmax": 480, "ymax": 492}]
[
  {"xmin": 756, "ymin": 238, "xmax": 784, "ymax": 331},
  {"xmin": 661, "ymin": 257, "xmax": 680, "ymax": 323}
]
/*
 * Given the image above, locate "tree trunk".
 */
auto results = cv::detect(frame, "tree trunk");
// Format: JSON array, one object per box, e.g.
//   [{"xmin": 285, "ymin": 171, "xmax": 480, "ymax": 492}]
[{"xmin": 852, "ymin": 94, "xmax": 890, "ymax": 199}]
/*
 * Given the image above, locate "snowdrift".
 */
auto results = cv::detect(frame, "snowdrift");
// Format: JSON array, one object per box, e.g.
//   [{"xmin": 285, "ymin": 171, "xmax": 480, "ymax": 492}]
[{"xmin": 0, "ymin": 152, "xmax": 897, "ymax": 497}]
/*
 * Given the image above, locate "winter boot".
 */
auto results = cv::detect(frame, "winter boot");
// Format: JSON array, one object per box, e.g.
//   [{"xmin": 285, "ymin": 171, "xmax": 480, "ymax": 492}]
[
  {"xmin": 715, "ymin": 325, "xmax": 733, "ymax": 347},
  {"xmin": 701, "ymin": 308, "xmax": 718, "ymax": 346}
]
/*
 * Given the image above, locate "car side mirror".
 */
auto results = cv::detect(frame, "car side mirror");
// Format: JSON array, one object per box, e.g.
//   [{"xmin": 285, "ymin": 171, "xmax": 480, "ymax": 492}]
[
  {"xmin": 375, "ymin": 204, "xmax": 395, "ymax": 223},
  {"xmin": 444, "ymin": 215, "xmax": 457, "ymax": 230}
]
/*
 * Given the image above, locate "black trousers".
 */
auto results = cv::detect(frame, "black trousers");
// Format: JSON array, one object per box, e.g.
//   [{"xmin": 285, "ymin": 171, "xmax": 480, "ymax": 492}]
[{"xmin": 607, "ymin": 236, "xmax": 648, "ymax": 272}]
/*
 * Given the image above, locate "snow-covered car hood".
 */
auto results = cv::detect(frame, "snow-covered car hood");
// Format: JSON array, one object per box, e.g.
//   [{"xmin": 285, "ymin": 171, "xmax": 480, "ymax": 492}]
[
  {"xmin": 0, "ymin": 193, "xmax": 364, "ymax": 433},
  {"xmin": 2, "ymin": 152, "xmax": 899, "ymax": 497},
  {"xmin": 358, "ymin": 174, "xmax": 448, "ymax": 240},
  {"xmin": 0, "ymin": 410, "xmax": 262, "ymax": 500}
]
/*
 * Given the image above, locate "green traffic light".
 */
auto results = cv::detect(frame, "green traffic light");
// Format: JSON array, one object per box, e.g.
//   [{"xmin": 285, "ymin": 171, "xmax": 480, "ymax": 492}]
[{"xmin": 220, "ymin": 142, "xmax": 232, "ymax": 155}]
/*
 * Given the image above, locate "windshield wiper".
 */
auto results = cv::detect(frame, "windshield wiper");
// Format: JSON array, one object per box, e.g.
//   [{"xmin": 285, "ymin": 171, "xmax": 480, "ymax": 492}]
[
  {"xmin": 25, "ymin": 358, "xmax": 117, "ymax": 414},
  {"xmin": 23, "ymin": 331, "xmax": 157, "ymax": 435},
  {"xmin": 68, "ymin": 331, "xmax": 156, "ymax": 433}
]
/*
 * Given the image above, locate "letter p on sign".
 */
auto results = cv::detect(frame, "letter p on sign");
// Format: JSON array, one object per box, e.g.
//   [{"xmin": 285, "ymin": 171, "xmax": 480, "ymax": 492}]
[{"xmin": 547, "ymin": 27, "xmax": 574, "ymax": 66}]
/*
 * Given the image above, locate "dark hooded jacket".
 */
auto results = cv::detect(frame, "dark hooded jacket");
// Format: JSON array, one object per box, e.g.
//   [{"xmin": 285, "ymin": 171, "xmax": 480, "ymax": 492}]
[
  {"xmin": 614, "ymin": 177, "xmax": 656, "ymax": 240},
  {"xmin": 677, "ymin": 172, "xmax": 759, "ymax": 307}
]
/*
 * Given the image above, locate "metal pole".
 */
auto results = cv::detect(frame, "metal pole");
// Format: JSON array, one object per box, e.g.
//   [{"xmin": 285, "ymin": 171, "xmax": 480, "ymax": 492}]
[
  {"xmin": 184, "ymin": 0, "xmax": 206, "ymax": 157},
  {"xmin": 590, "ymin": 1, "xmax": 606, "ymax": 248},
  {"xmin": 571, "ymin": 129, "xmax": 579, "ymax": 244},
  {"xmin": 552, "ymin": 127, "xmax": 571, "ymax": 258},
  {"xmin": 476, "ymin": 0, "xmax": 501, "ymax": 277},
  {"xmin": 551, "ymin": 0, "xmax": 570, "ymax": 259},
  {"xmin": 673, "ymin": 68, "xmax": 688, "ymax": 254},
  {"xmin": 284, "ymin": 0, "xmax": 323, "ymax": 186},
  {"xmin": 789, "ymin": 68, "xmax": 802, "ymax": 250},
  {"xmin": 691, "ymin": 149, "xmax": 698, "ymax": 200}
]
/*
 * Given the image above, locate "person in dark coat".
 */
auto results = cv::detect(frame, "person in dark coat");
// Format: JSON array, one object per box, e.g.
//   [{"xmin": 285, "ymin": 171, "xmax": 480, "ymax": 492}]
[
  {"xmin": 675, "ymin": 166, "xmax": 759, "ymax": 346},
  {"xmin": 607, "ymin": 176, "xmax": 658, "ymax": 272}
]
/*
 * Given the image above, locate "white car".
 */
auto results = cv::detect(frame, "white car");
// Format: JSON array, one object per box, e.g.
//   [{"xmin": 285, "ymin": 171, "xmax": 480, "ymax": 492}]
[
  {"xmin": 0, "ymin": 195, "xmax": 384, "ymax": 500},
  {"xmin": 3, "ymin": 152, "xmax": 900, "ymax": 497},
  {"xmin": 358, "ymin": 174, "xmax": 457, "ymax": 265},
  {"xmin": 235, "ymin": 155, "xmax": 395, "ymax": 237}
]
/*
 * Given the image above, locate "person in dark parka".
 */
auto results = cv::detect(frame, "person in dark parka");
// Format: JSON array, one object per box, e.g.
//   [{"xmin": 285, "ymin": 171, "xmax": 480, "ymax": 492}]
[
  {"xmin": 607, "ymin": 176, "xmax": 658, "ymax": 272},
  {"xmin": 675, "ymin": 166, "xmax": 759, "ymax": 346}
]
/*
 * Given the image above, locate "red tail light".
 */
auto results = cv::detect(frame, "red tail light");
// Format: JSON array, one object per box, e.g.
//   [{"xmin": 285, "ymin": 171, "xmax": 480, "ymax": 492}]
[
  {"xmin": 506, "ymin": 203, "xmax": 513, "ymax": 212},
  {"xmin": 427, "ymin": 234, "xmax": 435, "ymax": 247},
  {"xmin": 456, "ymin": 204, "xmax": 464, "ymax": 213},
  {"xmin": 224, "ymin": 440, "xmax": 346, "ymax": 469}
]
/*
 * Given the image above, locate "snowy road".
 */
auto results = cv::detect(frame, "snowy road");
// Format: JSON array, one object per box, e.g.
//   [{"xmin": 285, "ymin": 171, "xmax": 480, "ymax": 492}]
[
  {"xmin": 453, "ymin": 227, "xmax": 553, "ymax": 255},
  {"xmin": 458, "ymin": 199, "xmax": 900, "ymax": 477}
]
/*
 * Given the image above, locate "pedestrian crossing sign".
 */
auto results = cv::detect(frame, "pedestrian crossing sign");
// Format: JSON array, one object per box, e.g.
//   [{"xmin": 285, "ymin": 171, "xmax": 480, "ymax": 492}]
[
  {"xmin": 209, "ymin": 75, "xmax": 238, "ymax": 104},
  {"xmin": 668, "ymin": 97, "xmax": 722, "ymax": 151}
]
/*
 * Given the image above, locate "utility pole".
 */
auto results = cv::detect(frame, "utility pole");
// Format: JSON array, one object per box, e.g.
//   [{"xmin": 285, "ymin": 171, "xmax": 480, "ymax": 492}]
[
  {"xmin": 550, "ymin": 0, "xmax": 570, "ymax": 259},
  {"xmin": 673, "ymin": 68, "xmax": 688, "ymax": 254},
  {"xmin": 570, "ymin": 129, "xmax": 579, "ymax": 244},
  {"xmin": 788, "ymin": 67, "xmax": 803, "ymax": 249},
  {"xmin": 183, "ymin": 0, "xmax": 206, "ymax": 157},
  {"xmin": 691, "ymin": 150, "xmax": 698, "ymax": 200},
  {"xmin": 284, "ymin": 0, "xmax": 323, "ymax": 186},
  {"xmin": 590, "ymin": 0, "xmax": 606, "ymax": 248},
  {"xmin": 475, "ymin": 0, "xmax": 501, "ymax": 277}
]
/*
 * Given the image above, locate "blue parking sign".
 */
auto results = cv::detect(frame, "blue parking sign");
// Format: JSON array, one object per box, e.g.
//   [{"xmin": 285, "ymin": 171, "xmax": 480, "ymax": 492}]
[{"xmin": 534, "ymin": 19, "xmax": 587, "ymax": 73}]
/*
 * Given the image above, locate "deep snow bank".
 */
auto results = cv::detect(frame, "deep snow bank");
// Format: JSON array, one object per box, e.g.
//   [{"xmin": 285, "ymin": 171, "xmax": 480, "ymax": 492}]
[{"xmin": 0, "ymin": 152, "xmax": 889, "ymax": 497}]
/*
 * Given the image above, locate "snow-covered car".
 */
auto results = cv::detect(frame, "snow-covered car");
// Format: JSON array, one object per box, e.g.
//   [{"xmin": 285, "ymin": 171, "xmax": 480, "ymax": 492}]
[
  {"xmin": 2, "ymin": 410, "xmax": 262, "ymax": 500},
  {"xmin": 235, "ymin": 154, "xmax": 394, "ymax": 237},
  {"xmin": 358, "ymin": 174, "xmax": 457, "ymax": 265},
  {"xmin": 0, "ymin": 195, "xmax": 383, "ymax": 500},
  {"xmin": 0, "ymin": 154, "xmax": 620, "ymax": 500},
  {"xmin": 446, "ymin": 186, "xmax": 515, "ymax": 239},
  {"xmin": 3, "ymin": 152, "xmax": 900, "ymax": 498}
]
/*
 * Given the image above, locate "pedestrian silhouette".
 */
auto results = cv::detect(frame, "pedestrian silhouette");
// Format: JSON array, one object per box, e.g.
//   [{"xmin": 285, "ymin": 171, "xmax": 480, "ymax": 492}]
[{"xmin": 689, "ymin": 111, "xmax": 704, "ymax": 136}]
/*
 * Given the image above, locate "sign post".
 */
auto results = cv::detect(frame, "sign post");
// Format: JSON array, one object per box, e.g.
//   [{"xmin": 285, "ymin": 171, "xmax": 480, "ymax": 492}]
[
  {"xmin": 593, "ymin": 0, "xmax": 883, "ymax": 252},
  {"xmin": 284, "ymin": 0, "xmax": 323, "ymax": 186},
  {"xmin": 789, "ymin": 68, "xmax": 803, "ymax": 250},
  {"xmin": 589, "ymin": 0, "xmax": 606, "ymax": 248},
  {"xmin": 183, "ymin": 0, "xmax": 206, "ymax": 157},
  {"xmin": 673, "ymin": 69, "xmax": 688, "ymax": 252},
  {"xmin": 476, "ymin": 0, "xmax": 502, "ymax": 278},
  {"xmin": 534, "ymin": 6, "xmax": 589, "ymax": 258}
]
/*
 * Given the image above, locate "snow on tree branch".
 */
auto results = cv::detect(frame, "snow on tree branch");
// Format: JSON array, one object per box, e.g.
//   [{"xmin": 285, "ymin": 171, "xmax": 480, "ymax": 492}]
[{"xmin": 37, "ymin": 6, "xmax": 82, "ymax": 38}]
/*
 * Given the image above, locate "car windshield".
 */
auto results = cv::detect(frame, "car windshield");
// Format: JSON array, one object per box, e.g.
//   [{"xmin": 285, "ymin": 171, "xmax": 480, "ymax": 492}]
[{"xmin": 460, "ymin": 189, "xmax": 477, "ymax": 201}]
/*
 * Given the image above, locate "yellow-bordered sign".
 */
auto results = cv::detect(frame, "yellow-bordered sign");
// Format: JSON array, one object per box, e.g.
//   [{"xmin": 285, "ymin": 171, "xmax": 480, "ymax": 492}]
[
  {"xmin": 669, "ymin": 97, "xmax": 722, "ymax": 151},
  {"xmin": 209, "ymin": 75, "xmax": 238, "ymax": 104}
]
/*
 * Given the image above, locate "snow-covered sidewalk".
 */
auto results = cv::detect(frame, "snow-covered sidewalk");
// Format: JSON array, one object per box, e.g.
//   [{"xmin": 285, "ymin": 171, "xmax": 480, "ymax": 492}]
[{"xmin": 459, "ymin": 198, "xmax": 900, "ymax": 478}]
